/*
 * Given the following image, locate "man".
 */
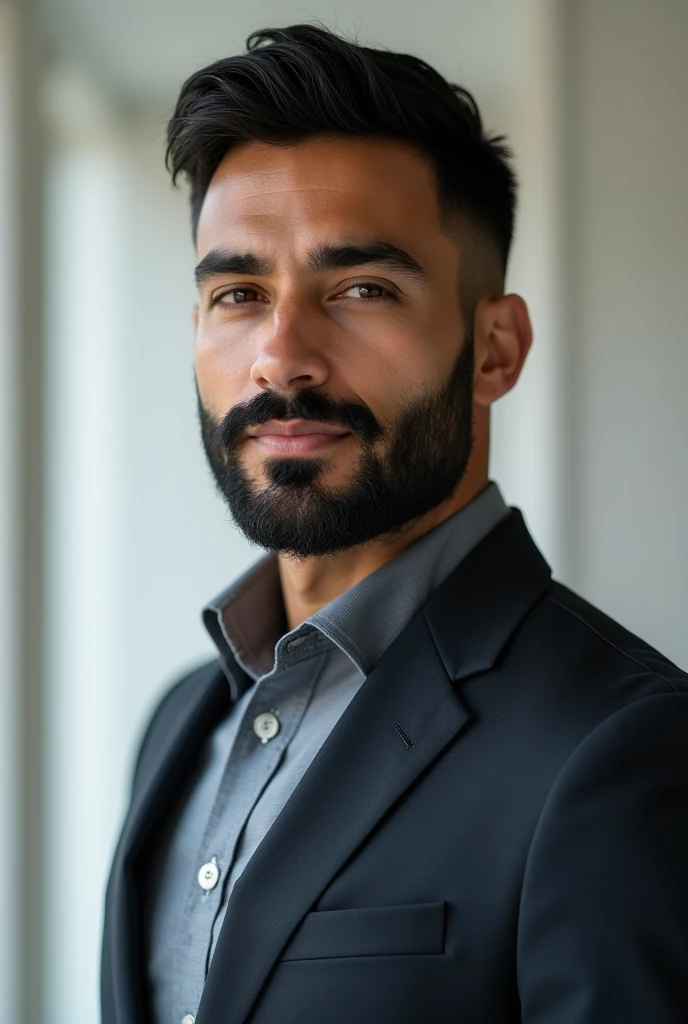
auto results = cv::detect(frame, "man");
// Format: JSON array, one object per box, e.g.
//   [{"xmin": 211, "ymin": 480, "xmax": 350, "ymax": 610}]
[{"xmin": 101, "ymin": 23, "xmax": 688, "ymax": 1024}]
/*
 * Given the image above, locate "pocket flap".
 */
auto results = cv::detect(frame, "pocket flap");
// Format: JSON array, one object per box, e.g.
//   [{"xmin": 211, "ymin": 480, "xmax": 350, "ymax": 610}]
[{"xmin": 281, "ymin": 901, "xmax": 446, "ymax": 961}]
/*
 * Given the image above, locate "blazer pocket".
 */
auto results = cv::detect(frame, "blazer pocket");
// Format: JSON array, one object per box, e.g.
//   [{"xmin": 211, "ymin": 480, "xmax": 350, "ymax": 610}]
[{"xmin": 280, "ymin": 901, "xmax": 446, "ymax": 962}]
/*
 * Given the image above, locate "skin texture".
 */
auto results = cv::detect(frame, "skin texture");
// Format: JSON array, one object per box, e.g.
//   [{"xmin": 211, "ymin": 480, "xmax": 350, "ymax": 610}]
[{"xmin": 193, "ymin": 135, "xmax": 532, "ymax": 630}]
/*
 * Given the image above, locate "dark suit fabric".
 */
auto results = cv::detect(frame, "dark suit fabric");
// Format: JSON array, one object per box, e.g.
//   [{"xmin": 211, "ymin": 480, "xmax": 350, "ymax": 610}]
[{"xmin": 101, "ymin": 509, "xmax": 688, "ymax": 1023}]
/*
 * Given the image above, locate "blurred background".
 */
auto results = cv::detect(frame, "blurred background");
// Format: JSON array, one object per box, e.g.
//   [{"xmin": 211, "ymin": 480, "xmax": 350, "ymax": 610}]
[{"xmin": 1, "ymin": 0, "xmax": 686, "ymax": 1019}]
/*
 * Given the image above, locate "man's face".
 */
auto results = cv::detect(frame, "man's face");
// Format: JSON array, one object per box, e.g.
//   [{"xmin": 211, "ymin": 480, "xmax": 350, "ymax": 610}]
[{"xmin": 194, "ymin": 135, "xmax": 476, "ymax": 558}]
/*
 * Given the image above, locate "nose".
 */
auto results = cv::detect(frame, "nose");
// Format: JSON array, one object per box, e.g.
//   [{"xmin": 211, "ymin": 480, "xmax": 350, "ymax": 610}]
[{"xmin": 250, "ymin": 298, "xmax": 329, "ymax": 393}]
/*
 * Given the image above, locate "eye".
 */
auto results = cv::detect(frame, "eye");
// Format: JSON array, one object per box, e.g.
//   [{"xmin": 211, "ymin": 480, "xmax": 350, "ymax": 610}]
[
  {"xmin": 211, "ymin": 287, "xmax": 265, "ymax": 307},
  {"xmin": 338, "ymin": 281, "xmax": 394, "ymax": 301}
]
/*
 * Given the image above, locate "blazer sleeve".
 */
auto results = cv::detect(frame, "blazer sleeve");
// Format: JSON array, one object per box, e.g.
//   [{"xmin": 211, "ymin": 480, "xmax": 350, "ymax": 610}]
[{"xmin": 517, "ymin": 689, "xmax": 688, "ymax": 1023}]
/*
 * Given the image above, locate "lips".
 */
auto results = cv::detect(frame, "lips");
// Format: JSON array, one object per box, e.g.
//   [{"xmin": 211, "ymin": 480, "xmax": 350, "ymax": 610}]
[
  {"xmin": 251, "ymin": 420, "xmax": 349, "ymax": 438},
  {"xmin": 254, "ymin": 434, "xmax": 349, "ymax": 454}
]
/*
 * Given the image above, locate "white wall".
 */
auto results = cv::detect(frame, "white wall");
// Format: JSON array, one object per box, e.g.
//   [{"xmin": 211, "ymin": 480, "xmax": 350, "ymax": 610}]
[
  {"xmin": 0, "ymin": 3, "xmax": 21, "ymax": 1015},
  {"xmin": 564, "ymin": 0, "xmax": 688, "ymax": 668},
  {"xmin": 43, "ymin": 71, "xmax": 132, "ymax": 1023},
  {"xmin": 490, "ymin": 0, "xmax": 565, "ymax": 569}
]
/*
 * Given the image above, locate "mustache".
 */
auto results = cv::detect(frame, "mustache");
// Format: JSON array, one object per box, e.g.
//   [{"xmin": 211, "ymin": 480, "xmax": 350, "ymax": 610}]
[{"xmin": 210, "ymin": 386, "xmax": 385, "ymax": 449}]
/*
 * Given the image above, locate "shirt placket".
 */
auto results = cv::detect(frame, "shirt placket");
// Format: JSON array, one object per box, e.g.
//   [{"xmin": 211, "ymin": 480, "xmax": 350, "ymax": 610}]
[{"xmin": 172, "ymin": 641, "xmax": 329, "ymax": 1023}]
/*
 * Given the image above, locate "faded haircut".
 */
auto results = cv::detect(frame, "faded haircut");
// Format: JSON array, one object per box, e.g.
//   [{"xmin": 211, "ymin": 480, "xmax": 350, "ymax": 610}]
[{"xmin": 166, "ymin": 23, "xmax": 518, "ymax": 301}]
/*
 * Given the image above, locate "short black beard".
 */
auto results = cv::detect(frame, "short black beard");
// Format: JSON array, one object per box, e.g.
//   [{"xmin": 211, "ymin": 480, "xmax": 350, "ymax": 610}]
[{"xmin": 197, "ymin": 331, "xmax": 475, "ymax": 559}]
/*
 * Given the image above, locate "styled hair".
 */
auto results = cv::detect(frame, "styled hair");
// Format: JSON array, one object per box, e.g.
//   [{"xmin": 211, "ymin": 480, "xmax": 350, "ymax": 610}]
[{"xmin": 166, "ymin": 23, "xmax": 517, "ymax": 272}]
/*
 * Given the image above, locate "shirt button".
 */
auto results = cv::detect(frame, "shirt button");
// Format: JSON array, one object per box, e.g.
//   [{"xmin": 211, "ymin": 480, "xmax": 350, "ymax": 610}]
[
  {"xmin": 181, "ymin": 1016, "xmax": 195, "ymax": 1024},
  {"xmin": 198, "ymin": 856, "xmax": 220, "ymax": 891},
  {"xmin": 253, "ymin": 711, "xmax": 280, "ymax": 744},
  {"xmin": 287, "ymin": 635, "xmax": 307, "ymax": 650}
]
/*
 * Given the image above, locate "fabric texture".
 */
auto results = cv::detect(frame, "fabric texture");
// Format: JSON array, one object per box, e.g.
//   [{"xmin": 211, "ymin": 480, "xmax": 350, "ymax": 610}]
[
  {"xmin": 101, "ymin": 505, "xmax": 688, "ymax": 1024},
  {"xmin": 145, "ymin": 481, "xmax": 509, "ymax": 1023}
]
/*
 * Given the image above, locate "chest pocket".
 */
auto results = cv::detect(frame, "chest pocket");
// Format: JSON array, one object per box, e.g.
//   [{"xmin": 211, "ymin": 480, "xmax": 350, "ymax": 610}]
[{"xmin": 280, "ymin": 901, "xmax": 446, "ymax": 961}]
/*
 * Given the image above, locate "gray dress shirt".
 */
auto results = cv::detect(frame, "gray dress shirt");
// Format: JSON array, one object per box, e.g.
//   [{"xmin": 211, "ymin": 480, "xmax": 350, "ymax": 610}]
[{"xmin": 145, "ymin": 481, "xmax": 510, "ymax": 1024}]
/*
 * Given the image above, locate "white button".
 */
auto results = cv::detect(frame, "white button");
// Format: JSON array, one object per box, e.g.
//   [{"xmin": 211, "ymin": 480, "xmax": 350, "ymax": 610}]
[
  {"xmin": 287, "ymin": 635, "xmax": 307, "ymax": 650},
  {"xmin": 253, "ymin": 711, "xmax": 280, "ymax": 744},
  {"xmin": 181, "ymin": 1016, "xmax": 195, "ymax": 1024},
  {"xmin": 198, "ymin": 857, "xmax": 220, "ymax": 891}
]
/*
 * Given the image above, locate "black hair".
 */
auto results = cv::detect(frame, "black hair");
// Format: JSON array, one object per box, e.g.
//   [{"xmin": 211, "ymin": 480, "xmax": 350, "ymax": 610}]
[{"xmin": 166, "ymin": 23, "xmax": 517, "ymax": 272}]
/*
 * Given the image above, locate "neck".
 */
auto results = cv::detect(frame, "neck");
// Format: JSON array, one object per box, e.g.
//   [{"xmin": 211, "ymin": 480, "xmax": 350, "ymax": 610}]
[{"xmin": 277, "ymin": 450, "xmax": 489, "ymax": 631}]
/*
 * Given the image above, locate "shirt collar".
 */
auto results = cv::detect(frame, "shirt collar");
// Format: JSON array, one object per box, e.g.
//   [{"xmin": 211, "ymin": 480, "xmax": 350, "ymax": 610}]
[{"xmin": 202, "ymin": 481, "xmax": 510, "ymax": 697}]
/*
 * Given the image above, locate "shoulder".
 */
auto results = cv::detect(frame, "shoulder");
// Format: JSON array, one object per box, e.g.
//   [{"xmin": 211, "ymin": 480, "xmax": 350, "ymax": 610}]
[
  {"xmin": 541, "ymin": 581, "xmax": 687, "ymax": 692},
  {"xmin": 544, "ymin": 585, "xmax": 683, "ymax": 688},
  {"xmin": 461, "ymin": 577, "xmax": 688, "ymax": 800},
  {"xmin": 507, "ymin": 578, "xmax": 688, "ymax": 709}
]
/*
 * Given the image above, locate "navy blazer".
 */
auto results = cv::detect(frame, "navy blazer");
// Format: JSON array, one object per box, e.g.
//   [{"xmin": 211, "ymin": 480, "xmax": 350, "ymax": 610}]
[{"xmin": 101, "ymin": 509, "xmax": 688, "ymax": 1023}]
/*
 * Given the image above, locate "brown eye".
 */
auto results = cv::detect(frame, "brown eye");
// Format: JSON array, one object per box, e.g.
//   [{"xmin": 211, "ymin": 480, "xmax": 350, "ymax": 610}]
[
  {"xmin": 214, "ymin": 287, "xmax": 263, "ymax": 306},
  {"xmin": 340, "ymin": 282, "xmax": 394, "ymax": 301}
]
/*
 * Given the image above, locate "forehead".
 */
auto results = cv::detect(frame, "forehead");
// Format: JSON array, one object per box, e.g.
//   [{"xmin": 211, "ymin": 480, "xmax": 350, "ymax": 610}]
[{"xmin": 195, "ymin": 135, "xmax": 450, "ymax": 260}]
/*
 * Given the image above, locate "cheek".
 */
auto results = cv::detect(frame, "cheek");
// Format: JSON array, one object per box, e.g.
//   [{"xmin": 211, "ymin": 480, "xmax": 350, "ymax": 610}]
[
  {"xmin": 353, "ymin": 338, "xmax": 437, "ymax": 403},
  {"xmin": 194, "ymin": 327, "xmax": 250, "ymax": 417},
  {"xmin": 339, "ymin": 320, "xmax": 417, "ymax": 385}
]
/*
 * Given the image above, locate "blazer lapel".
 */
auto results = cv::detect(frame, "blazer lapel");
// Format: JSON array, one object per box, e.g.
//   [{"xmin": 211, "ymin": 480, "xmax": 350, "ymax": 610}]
[
  {"xmin": 105, "ymin": 660, "xmax": 232, "ymax": 1024},
  {"xmin": 196, "ymin": 508, "xmax": 552, "ymax": 1024}
]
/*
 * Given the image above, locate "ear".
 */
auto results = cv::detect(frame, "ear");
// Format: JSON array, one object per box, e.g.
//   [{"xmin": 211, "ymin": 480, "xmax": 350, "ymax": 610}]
[
  {"xmin": 191, "ymin": 304, "xmax": 199, "ymax": 334},
  {"xmin": 472, "ymin": 293, "xmax": 532, "ymax": 407}
]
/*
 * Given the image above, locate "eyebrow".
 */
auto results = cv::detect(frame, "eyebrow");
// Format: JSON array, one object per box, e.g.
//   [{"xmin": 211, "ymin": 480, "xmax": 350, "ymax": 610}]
[{"xmin": 194, "ymin": 240, "xmax": 429, "ymax": 288}]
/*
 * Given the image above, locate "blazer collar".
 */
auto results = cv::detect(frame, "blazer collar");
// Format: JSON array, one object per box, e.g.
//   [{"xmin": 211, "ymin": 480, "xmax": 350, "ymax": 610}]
[
  {"xmin": 192, "ymin": 506, "xmax": 552, "ymax": 1024},
  {"xmin": 424, "ymin": 506, "xmax": 553, "ymax": 681}
]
